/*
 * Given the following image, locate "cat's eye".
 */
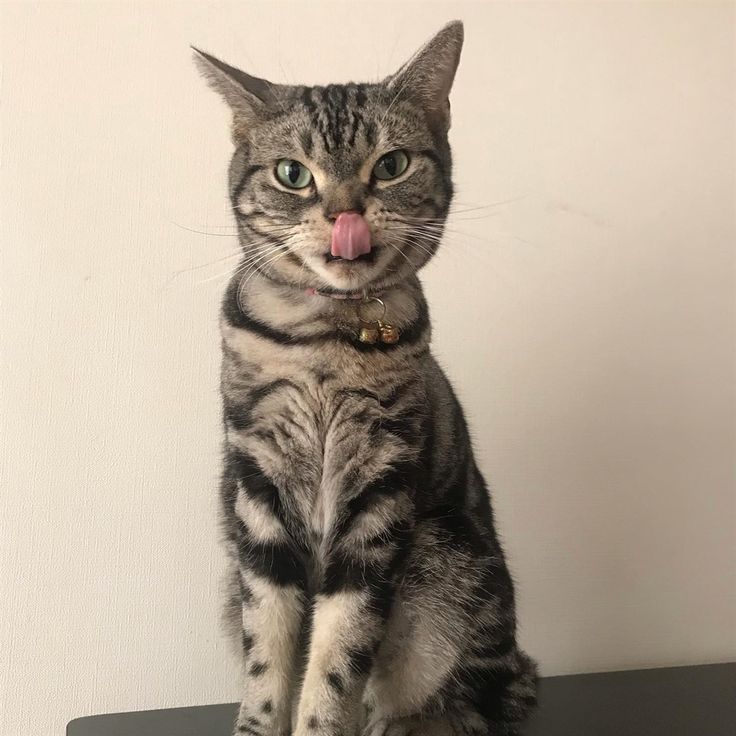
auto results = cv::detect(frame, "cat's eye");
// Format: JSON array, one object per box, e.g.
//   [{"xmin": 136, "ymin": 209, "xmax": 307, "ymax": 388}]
[
  {"xmin": 373, "ymin": 150, "xmax": 410, "ymax": 181},
  {"xmin": 275, "ymin": 159, "xmax": 313, "ymax": 189}
]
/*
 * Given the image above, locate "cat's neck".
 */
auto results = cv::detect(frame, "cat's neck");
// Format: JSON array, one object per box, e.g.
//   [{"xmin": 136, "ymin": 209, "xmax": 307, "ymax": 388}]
[{"xmin": 222, "ymin": 269, "xmax": 428, "ymax": 343}]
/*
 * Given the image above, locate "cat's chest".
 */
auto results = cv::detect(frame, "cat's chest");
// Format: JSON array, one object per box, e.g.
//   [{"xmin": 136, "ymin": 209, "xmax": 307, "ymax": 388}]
[
  {"xmin": 227, "ymin": 358, "xmax": 383, "ymax": 461},
  {"xmin": 222, "ymin": 326, "xmax": 402, "ymax": 444},
  {"xmin": 222, "ymin": 334, "xmax": 410, "ymax": 532}
]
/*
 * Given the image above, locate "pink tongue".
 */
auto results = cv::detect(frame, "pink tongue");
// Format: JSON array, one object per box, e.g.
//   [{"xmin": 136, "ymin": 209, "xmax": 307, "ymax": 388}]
[{"xmin": 331, "ymin": 212, "xmax": 372, "ymax": 260}]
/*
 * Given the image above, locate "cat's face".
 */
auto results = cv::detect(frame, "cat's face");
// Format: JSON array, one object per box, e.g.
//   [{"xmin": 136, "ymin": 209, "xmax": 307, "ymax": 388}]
[
  {"xmin": 195, "ymin": 22, "xmax": 463, "ymax": 295},
  {"xmin": 225, "ymin": 83, "xmax": 453, "ymax": 294}
]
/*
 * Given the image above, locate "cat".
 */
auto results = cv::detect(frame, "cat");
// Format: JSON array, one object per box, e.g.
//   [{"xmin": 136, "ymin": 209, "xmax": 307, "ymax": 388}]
[{"xmin": 194, "ymin": 20, "xmax": 537, "ymax": 736}]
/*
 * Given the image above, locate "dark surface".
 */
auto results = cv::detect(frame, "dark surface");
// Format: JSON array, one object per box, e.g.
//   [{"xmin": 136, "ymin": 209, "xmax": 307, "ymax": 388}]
[{"xmin": 67, "ymin": 663, "xmax": 736, "ymax": 736}]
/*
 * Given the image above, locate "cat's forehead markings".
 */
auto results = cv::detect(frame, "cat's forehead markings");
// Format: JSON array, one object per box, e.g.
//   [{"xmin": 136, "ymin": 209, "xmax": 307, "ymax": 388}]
[{"xmin": 298, "ymin": 85, "xmax": 379, "ymax": 158}]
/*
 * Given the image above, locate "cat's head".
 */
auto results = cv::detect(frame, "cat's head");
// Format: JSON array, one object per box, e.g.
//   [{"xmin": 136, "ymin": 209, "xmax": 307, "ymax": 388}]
[{"xmin": 194, "ymin": 21, "xmax": 463, "ymax": 295}]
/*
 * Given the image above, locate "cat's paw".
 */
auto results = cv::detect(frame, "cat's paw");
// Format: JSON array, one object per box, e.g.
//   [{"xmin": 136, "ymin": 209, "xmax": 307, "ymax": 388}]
[
  {"xmin": 293, "ymin": 715, "xmax": 358, "ymax": 736},
  {"xmin": 234, "ymin": 725, "xmax": 289, "ymax": 736},
  {"xmin": 233, "ymin": 712, "xmax": 290, "ymax": 736},
  {"xmin": 362, "ymin": 716, "xmax": 454, "ymax": 736}
]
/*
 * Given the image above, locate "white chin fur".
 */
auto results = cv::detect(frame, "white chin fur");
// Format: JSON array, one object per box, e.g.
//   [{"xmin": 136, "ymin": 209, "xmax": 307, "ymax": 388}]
[{"xmin": 307, "ymin": 259, "xmax": 380, "ymax": 291}]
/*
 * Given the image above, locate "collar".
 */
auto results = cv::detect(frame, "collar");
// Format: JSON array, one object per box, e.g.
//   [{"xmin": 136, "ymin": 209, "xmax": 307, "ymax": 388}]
[
  {"xmin": 304, "ymin": 288, "xmax": 399, "ymax": 345},
  {"xmin": 305, "ymin": 287, "xmax": 370, "ymax": 301}
]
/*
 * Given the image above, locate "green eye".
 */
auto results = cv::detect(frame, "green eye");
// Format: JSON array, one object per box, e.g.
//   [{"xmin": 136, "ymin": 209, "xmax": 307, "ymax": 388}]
[
  {"xmin": 373, "ymin": 150, "xmax": 409, "ymax": 181},
  {"xmin": 275, "ymin": 159, "xmax": 313, "ymax": 189}
]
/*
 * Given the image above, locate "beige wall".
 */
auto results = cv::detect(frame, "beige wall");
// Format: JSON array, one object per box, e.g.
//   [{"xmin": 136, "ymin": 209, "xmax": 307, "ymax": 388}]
[{"xmin": 2, "ymin": 1, "xmax": 735, "ymax": 734}]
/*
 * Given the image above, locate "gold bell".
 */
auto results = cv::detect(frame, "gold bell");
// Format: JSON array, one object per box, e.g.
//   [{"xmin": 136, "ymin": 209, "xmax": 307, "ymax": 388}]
[
  {"xmin": 379, "ymin": 323, "xmax": 400, "ymax": 344},
  {"xmin": 359, "ymin": 325, "xmax": 380, "ymax": 344}
]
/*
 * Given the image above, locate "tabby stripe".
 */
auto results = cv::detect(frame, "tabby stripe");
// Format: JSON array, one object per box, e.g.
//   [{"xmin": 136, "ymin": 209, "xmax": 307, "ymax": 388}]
[
  {"xmin": 228, "ymin": 449, "xmax": 284, "ymax": 515},
  {"xmin": 326, "ymin": 671, "xmax": 344, "ymax": 695},
  {"xmin": 298, "ymin": 128, "xmax": 314, "ymax": 156},
  {"xmin": 224, "ymin": 295, "xmax": 430, "ymax": 353},
  {"xmin": 414, "ymin": 413, "xmax": 435, "ymax": 502},
  {"xmin": 418, "ymin": 149, "xmax": 443, "ymax": 169},
  {"xmin": 225, "ymin": 379, "xmax": 297, "ymax": 431},
  {"xmin": 476, "ymin": 560, "xmax": 515, "ymax": 608},
  {"xmin": 473, "ymin": 632, "xmax": 517, "ymax": 659},
  {"xmin": 345, "ymin": 460, "xmax": 418, "ymax": 519},
  {"xmin": 380, "ymin": 377, "xmax": 415, "ymax": 409},
  {"xmin": 425, "ymin": 504, "xmax": 487, "ymax": 554},
  {"xmin": 321, "ymin": 550, "xmax": 391, "ymax": 595},
  {"xmin": 300, "ymin": 86, "xmax": 317, "ymax": 113},
  {"xmin": 354, "ymin": 84, "xmax": 367, "ymax": 108},
  {"xmin": 347, "ymin": 111, "xmax": 362, "ymax": 148},
  {"xmin": 231, "ymin": 165, "xmax": 262, "ymax": 209},
  {"xmin": 443, "ymin": 453, "xmax": 472, "ymax": 509},
  {"xmin": 237, "ymin": 520, "xmax": 307, "ymax": 588},
  {"xmin": 380, "ymin": 412, "xmax": 416, "ymax": 438},
  {"xmin": 364, "ymin": 119, "xmax": 377, "ymax": 146},
  {"xmin": 248, "ymin": 661, "xmax": 268, "ymax": 676},
  {"xmin": 239, "ymin": 221, "xmax": 285, "ymax": 244},
  {"xmin": 363, "ymin": 518, "xmax": 413, "ymax": 549},
  {"xmin": 346, "ymin": 646, "xmax": 373, "ymax": 676},
  {"xmin": 225, "ymin": 303, "xmax": 305, "ymax": 345},
  {"xmin": 322, "ymin": 518, "xmax": 412, "ymax": 595},
  {"xmin": 239, "ymin": 577, "xmax": 254, "ymax": 604}
]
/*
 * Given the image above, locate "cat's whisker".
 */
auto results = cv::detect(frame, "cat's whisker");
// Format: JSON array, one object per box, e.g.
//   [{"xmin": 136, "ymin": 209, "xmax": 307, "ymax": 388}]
[
  {"xmin": 195, "ymin": 255, "xmax": 264, "ymax": 286},
  {"xmin": 381, "ymin": 230, "xmax": 437, "ymax": 260},
  {"xmin": 239, "ymin": 241, "xmax": 289, "ymax": 264},
  {"xmin": 385, "ymin": 217, "xmax": 485, "ymax": 239},
  {"xmin": 381, "ymin": 225, "xmax": 464, "ymax": 254},
  {"xmin": 176, "ymin": 234, "xmax": 291, "ymax": 279},
  {"xmin": 239, "ymin": 220, "xmax": 297, "ymax": 230},
  {"xmin": 190, "ymin": 234, "xmax": 298, "ymax": 286},
  {"xmin": 170, "ymin": 250, "xmax": 244, "ymax": 278},
  {"xmin": 172, "ymin": 218, "xmax": 297, "ymax": 237},
  {"xmin": 236, "ymin": 247, "xmax": 297, "ymax": 309},
  {"xmin": 169, "ymin": 221, "xmax": 241, "ymax": 238},
  {"xmin": 384, "ymin": 227, "xmax": 498, "ymax": 268},
  {"xmin": 449, "ymin": 195, "xmax": 529, "ymax": 212},
  {"xmin": 237, "ymin": 239, "xmax": 295, "ymax": 280},
  {"xmin": 195, "ymin": 266, "xmax": 247, "ymax": 285},
  {"xmin": 384, "ymin": 221, "xmax": 516, "ymax": 251},
  {"xmin": 379, "ymin": 234, "xmax": 424, "ymax": 271}
]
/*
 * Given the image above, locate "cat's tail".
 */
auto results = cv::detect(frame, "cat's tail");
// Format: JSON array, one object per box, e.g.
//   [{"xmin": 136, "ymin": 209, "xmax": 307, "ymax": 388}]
[{"xmin": 451, "ymin": 647, "xmax": 539, "ymax": 736}]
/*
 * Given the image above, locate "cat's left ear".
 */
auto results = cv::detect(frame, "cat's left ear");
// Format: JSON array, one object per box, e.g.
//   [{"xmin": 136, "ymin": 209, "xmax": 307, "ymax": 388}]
[
  {"xmin": 192, "ymin": 47, "xmax": 279, "ymax": 142},
  {"xmin": 385, "ymin": 20, "xmax": 464, "ymax": 130}
]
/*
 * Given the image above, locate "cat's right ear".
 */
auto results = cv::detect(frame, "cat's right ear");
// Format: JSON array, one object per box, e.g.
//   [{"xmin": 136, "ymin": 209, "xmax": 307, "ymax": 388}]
[{"xmin": 192, "ymin": 48, "xmax": 276, "ymax": 142}]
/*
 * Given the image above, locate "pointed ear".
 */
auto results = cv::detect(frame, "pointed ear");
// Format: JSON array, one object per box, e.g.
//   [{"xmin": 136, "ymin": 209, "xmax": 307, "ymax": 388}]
[
  {"xmin": 192, "ymin": 47, "xmax": 278, "ymax": 141},
  {"xmin": 386, "ymin": 21, "xmax": 464, "ymax": 130}
]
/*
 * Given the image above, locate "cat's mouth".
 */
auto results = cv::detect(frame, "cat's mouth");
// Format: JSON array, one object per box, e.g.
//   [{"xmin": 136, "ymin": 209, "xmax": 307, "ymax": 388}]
[
  {"xmin": 307, "ymin": 243, "xmax": 396, "ymax": 292},
  {"xmin": 324, "ymin": 248, "xmax": 377, "ymax": 265}
]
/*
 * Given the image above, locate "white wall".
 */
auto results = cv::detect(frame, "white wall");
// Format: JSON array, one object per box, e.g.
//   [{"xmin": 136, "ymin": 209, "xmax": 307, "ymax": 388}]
[{"xmin": 1, "ymin": 2, "xmax": 734, "ymax": 734}]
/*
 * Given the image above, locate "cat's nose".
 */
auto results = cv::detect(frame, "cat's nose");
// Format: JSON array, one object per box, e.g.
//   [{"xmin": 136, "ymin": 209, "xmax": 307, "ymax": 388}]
[{"xmin": 330, "ymin": 211, "xmax": 372, "ymax": 260}]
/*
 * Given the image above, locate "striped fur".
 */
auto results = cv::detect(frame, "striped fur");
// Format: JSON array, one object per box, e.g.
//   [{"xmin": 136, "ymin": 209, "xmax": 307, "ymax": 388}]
[{"xmin": 196, "ymin": 21, "xmax": 537, "ymax": 736}]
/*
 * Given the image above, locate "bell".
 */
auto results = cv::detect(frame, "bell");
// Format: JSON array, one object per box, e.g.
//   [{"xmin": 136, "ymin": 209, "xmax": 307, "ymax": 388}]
[
  {"xmin": 359, "ymin": 325, "xmax": 380, "ymax": 344},
  {"xmin": 379, "ymin": 323, "xmax": 400, "ymax": 344}
]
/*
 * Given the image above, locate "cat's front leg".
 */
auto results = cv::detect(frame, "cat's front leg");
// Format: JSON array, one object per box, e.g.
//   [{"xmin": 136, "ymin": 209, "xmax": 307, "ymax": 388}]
[
  {"xmin": 229, "ymin": 464, "xmax": 308, "ymax": 736},
  {"xmin": 293, "ymin": 487, "xmax": 414, "ymax": 736},
  {"xmin": 235, "ymin": 571, "xmax": 305, "ymax": 736}
]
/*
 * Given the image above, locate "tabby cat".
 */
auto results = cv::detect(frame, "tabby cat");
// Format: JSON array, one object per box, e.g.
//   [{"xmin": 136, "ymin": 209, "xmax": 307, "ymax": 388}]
[{"xmin": 194, "ymin": 21, "xmax": 537, "ymax": 736}]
